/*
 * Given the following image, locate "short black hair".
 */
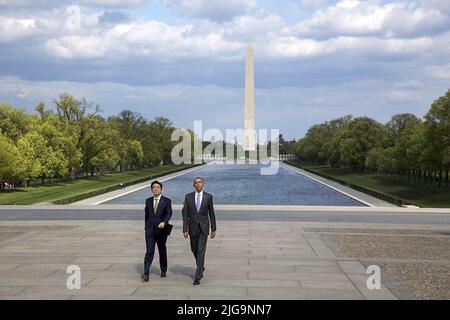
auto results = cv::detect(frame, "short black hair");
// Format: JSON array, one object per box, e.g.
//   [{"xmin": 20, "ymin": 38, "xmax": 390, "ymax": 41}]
[
  {"xmin": 151, "ymin": 180, "xmax": 163, "ymax": 189},
  {"xmin": 193, "ymin": 177, "xmax": 204, "ymax": 183}
]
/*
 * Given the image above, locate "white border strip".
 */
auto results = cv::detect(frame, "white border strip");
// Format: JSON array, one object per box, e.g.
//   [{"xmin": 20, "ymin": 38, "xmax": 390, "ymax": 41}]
[
  {"xmin": 93, "ymin": 166, "xmax": 203, "ymax": 205},
  {"xmin": 282, "ymin": 162, "xmax": 375, "ymax": 207},
  {"xmin": 3, "ymin": 204, "xmax": 450, "ymax": 213}
]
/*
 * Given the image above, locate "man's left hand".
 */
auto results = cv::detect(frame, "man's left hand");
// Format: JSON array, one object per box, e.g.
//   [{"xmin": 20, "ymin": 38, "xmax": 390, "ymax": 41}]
[
  {"xmin": 210, "ymin": 231, "xmax": 216, "ymax": 239},
  {"xmin": 158, "ymin": 222, "xmax": 165, "ymax": 229}
]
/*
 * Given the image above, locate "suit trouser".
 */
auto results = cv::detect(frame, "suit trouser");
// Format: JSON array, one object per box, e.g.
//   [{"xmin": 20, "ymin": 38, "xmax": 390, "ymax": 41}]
[
  {"xmin": 190, "ymin": 231, "xmax": 208, "ymax": 280},
  {"xmin": 144, "ymin": 234, "xmax": 168, "ymax": 274}
]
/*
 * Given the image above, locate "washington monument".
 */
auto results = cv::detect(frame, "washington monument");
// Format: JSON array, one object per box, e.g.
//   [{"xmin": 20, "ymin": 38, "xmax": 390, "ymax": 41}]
[{"xmin": 244, "ymin": 42, "xmax": 256, "ymax": 152}]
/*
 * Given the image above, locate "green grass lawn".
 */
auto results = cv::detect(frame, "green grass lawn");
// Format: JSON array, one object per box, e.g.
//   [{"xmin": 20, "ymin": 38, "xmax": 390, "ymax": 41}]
[
  {"xmin": 0, "ymin": 164, "xmax": 195, "ymax": 205},
  {"xmin": 288, "ymin": 161, "xmax": 450, "ymax": 208}
]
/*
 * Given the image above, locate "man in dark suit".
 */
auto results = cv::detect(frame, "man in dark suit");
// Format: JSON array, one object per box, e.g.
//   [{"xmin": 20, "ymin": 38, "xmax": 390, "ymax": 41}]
[
  {"xmin": 142, "ymin": 180, "xmax": 173, "ymax": 282},
  {"xmin": 182, "ymin": 176, "xmax": 217, "ymax": 285}
]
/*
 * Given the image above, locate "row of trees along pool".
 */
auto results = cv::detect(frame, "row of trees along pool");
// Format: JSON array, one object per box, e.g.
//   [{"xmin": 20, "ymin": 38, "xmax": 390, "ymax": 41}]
[
  {"xmin": 0, "ymin": 93, "xmax": 195, "ymax": 188},
  {"xmin": 292, "ymin": 89, "xmax": 450, "ymax": 187}
]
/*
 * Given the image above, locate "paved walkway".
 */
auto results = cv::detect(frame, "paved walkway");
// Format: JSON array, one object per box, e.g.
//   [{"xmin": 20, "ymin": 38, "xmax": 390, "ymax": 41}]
[
  {"xmin": 1, "ymin": 163, "xmax": 448, "ymax": 299},
  {"xmin": 1, "ymin": 218, "xmax": 448, "ymax": 300},
  {"xmin": 1, "ymin": 205, "xmax": 449, "ymax": 224}
]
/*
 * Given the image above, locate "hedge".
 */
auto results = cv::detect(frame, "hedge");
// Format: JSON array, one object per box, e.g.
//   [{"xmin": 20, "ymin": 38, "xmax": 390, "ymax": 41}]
[{"xmin": 284, "ymin": 161, "xmax": 413, "ymax": 207}]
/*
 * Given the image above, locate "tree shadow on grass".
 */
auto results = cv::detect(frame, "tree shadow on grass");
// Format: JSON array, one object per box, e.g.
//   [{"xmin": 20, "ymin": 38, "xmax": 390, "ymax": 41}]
[{"xmin": 0, "ymin": 188, "xmax": 26, "ymax": 193}]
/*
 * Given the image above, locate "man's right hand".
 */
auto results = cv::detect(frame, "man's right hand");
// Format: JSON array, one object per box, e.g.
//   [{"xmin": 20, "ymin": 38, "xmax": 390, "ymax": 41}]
[{"xmin": 183, "ymin": 232, "xmax": 189, "ymax": 239}]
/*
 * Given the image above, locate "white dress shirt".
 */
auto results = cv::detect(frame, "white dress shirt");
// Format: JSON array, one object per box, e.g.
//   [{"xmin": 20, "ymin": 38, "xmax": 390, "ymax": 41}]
[{"xmin": 195, "ymin": 190, "xmax": 203, "ymax": 211}]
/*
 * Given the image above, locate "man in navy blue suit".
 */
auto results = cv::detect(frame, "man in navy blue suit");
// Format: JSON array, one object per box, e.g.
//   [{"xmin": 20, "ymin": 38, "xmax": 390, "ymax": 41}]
[{"xmin": 142, "ymin": 180, "xmax": 173, "ymax": 282}]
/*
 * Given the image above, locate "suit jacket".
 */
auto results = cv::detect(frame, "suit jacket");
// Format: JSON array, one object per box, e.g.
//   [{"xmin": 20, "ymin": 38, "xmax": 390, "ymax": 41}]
[
  {"xmin": 144, "ymin": 195, "xmax": 173, "ymax": 237},
  {"xmin": 182, "ymin": 191, "xmax": 217, "ymax": 236}
]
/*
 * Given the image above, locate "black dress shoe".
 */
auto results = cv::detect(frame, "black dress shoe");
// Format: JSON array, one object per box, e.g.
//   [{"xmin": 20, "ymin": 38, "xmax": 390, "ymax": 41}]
[
  {"xmin": 141, "ymin": 273, "xmax": 149, "ymax": 282},
  {"xmin": 161, "ymin": 271, "xmax": 166, "ymax": 278},
  {"xmin": 193, "ymin": 279, "xmax": 200, "ymax": 285}
]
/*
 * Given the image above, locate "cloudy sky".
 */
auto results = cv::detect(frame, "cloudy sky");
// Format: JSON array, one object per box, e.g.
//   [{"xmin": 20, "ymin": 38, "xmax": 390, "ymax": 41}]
[{"xmin": 0, "ymin": 0, "xmax": 449, "ymax": 140}]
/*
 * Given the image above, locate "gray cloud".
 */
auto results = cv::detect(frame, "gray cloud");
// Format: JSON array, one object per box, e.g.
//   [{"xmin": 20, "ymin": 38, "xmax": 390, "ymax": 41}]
[
  {"xmin": 0, "ymin": 0, "xmax": 449, "ymax": 140},
  {"xmin": 164, "ymin": 0, "xmax": 257, "ymax": 22},
  {"xmin": 285, "ymin": 0, "xmax": 450, "ymax": 39},
  {"xmin": 0, "ymin": 74, "xmax": 446, "ymax": 140},
  {"xmin": 98, "ymin": 10, "xmax": 130, "ymax": 24},
  {"xmin": 0, "ymin": 0, "xmax": 149, "ymax": 8}
]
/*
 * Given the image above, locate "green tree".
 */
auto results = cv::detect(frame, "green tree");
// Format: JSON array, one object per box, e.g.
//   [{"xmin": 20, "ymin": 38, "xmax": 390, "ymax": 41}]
[
  {"xmin": 382, "ymin": 113, "xmax": 423, "ymax": 180},
  {"xmin": 293, "ymin": 115, "xmax": 352, "ymax": 166},
  {"xmin": 337, "ymin": 117, "xmax": 387, "ymax": 172},
  {"xmin": 52, "ymin": 93, "xmax": 116, "ymax": 178},
  {"xmin": 33, "ymin": 115, "xmax": 71, "ymax": 182},
  {"xmin": 301, "ymin": 124, "xmax": 330, "ymax": 162},
  {"xmin": 108, "ymin": 110, "xmax": 146, "ymax": 140},
  {"xmin": 0, "ymin": 133, "xmax": 21, "ymax": 188},
  {"xmin": 16, "ymin": 132, "xmax": 46, "ymax": 186},
  {"xmin": 423, "ymin": 89, "xmax": 450, "ymax": 186},
  {"xmin": 0, "ymin": 103, "xmax": 37, "ymax": 142},
  {"xmin": 125, "ymin": 140, "xmax": 144, "ymax": 170}
]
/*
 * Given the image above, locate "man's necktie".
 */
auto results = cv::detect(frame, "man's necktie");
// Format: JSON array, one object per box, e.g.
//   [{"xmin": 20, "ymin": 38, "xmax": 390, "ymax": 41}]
[
  {"xmin": 196, "ymin": 193, "xmax": 201, "ymax": 212},
  {"xmin": 154, "ymin": 198, "xmax": 159, "ymax": 214}
]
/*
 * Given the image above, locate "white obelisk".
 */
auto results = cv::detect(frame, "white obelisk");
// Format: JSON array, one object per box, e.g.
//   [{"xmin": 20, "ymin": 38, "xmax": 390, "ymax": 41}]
[{"xmin": 244, "ymin": 42, "xmax": 256, "ymax": 151}]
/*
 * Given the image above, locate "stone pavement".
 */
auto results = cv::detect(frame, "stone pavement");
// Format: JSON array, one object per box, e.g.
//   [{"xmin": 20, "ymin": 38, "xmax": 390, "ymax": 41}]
[{"xmin": 2, "ymin": 219, "xmax": 445, "ymax": 300}]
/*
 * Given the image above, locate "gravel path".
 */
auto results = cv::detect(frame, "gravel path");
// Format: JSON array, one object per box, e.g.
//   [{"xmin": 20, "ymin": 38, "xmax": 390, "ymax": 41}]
[
  {"xmin": 376, "ymin": 262, "xmax": 450, "ymax": 300},
  {"xmin": 315, "ymin": 228, "xmax": 450, "ymax": 300}
]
